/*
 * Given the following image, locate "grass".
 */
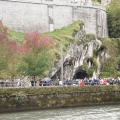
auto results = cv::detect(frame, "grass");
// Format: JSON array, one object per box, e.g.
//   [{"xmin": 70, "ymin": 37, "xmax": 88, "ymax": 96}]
[
  {"xmin": 8, "ymin": 29, "xmax": 25, "ymax": 44},
  {"xmin": 7, "ymin": 20, "xmax": 83, "ymax": 47},
  {"xmin": 7, "ymin": 20, "xmax": 84, "ymax": 62},
  {"xmin": 7, "ymin": 20, "xmax": 83, "ymax": 60},
  {"xmin": 46, "ymin": 20, "xmax": 84, "ymax": 53}
]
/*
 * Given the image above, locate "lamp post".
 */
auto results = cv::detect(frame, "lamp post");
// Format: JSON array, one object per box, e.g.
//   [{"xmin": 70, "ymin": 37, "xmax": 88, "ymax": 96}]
[{"xmin": 60, "ymin": 44, "xmax": 63, "ymax": 83}]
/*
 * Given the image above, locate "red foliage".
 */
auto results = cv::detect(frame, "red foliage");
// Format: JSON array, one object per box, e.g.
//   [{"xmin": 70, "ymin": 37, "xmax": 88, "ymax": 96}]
[
  {"xmin": 10, "ymin": 39, "xmax": 17, "ymax": 51},
  {"xmin": 24, "ymin": 31, "xmax": 55, "ymax": 52},
  {"xmin": 24, "ymin": 31, "xmax": 40, "ymax": 51},
  {"xmin": 7, "ymin": 39, "xmax": 27, "ymax": 55},
  {"xmin": 39, "ymin": 34, "xmax": 55, "ymax": 49},
  {"xmin": 0, "ymin": 20, "xmax": 8, "ymax": 43},
  {"xmin": 6, "ymin": 31, "xmax": 55, "ymax": 56},
  {"xmin": 0, "ymin": 21, "xmax": 21, "ymax": 55},
  {"xmin": 18, "ymin": 44, "xmax": 28, "ymax": 53},
  {"xmin": 0, "ymin": 21, "xmax": 55, "ymax": 56}
]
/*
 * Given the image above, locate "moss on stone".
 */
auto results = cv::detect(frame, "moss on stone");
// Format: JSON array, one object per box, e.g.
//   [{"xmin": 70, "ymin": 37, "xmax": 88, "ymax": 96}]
[{"xmin": 0, "ymin": 86, "xmax": 120, "ymax": 112}]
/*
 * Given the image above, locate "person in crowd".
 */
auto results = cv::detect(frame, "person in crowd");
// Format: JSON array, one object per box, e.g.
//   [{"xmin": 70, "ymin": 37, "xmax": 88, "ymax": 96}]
[
  {"xmin": 109, "ymin": 78, "xmax": 113, "ymax": 85},
  {"xmin": 11, "ymin": 79, "xmax": 14, "ymax": 87},
  {"xmin": 39, "ymin": 80, "xmax": 42, "ymax": 86},
  {"xmin": 31, "ymin": 80, "xmax": 34, "ymax": 87},
  {"xmin": 17, "ymin": 79, "xmax": 22, "ymax": 87},
  {"xmin": 100, "ymin": 78, "xmax": 104, "ymax": 85},
  {"xmin": 79, "ymin": 80, "xmax": 84, "ymax": 86},
  {"xmin": 90, "ymin": 78, "xmax": 94, "ymax": 85},
  {"xmin": 118, "ymin": 77, "xmax": 120, "ymax": 85},
  {"xmin": 84, "ymin": 78, "xmax": 89, "ymax": 85},
  {"xmin": 29, "ymin": 81, "xmax": 31, "ymax": 87},
  {"xmin": 17, "ymin": 79, "xmax": 20, "ymax": 87},
  {"xmin": 66, "ymin": 79, "xmax": 69, "ymax": 86},
  {"xmin": 98, "ymin": 79, "xmax": 100, "ymax": 85},
  {"xmin": 59, "ymin": 80, "xmax": 63, "ymax": 86},
  {"xmin": 1, "ymin": 81, "xmax": 4, "ymax": 87},
  {"xmin": 104, "ymin": 78, "xmax": 107, "ymax": 85}
]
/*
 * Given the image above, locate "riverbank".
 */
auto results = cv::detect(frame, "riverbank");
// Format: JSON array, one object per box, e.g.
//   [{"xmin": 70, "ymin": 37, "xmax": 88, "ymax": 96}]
[{"xmin": 0, "ymin": 86, "xmax": 120, "ymax": 113}]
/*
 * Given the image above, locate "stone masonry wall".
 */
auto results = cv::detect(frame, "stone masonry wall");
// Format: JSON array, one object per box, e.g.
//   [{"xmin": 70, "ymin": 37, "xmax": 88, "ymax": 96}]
[
  {"xmin": 0, "ymin": 0, "xmax": 108, "ymax": 38},
  {"xmin": 0, "ymin": 86, "xmax": 120, "ymax": 113}
]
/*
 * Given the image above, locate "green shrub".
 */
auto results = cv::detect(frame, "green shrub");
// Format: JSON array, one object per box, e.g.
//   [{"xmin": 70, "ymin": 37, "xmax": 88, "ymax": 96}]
[
  {"xmin": 86, "ymin": 68, "xmax": 94, "ymax": 77},
  {"xmin": 99, "ymin": 72, "xmax": 110, "ymax": 78},
  {"xmin": 100, "ymin": 57, "xmax": 118, "ymax": 78},
  {"xmin": 107, "ymin": 0, "xmax": 120, "ymax": 38},
  {"xmin": 55, "ymin": 51, "xmax": 61, "ymax": 59},
  {"xmin": 85, "ymin": 34, "xmax": 95, "ymax": 41}
]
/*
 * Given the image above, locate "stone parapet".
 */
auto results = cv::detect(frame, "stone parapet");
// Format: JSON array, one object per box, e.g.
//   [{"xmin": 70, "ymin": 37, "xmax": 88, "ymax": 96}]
[
  {"xmin": 0, "ymin": 86, "xmax": 120, "ymax": 113},
  {"xmin": 1, "ymin": 0, "xmax": 105, "ymax": 9}
]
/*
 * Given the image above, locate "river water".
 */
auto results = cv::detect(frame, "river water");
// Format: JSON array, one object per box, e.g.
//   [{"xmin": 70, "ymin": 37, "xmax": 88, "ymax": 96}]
[{"xmin": 0, "ymin": 105, "xmax": 120, "ymax": 120}]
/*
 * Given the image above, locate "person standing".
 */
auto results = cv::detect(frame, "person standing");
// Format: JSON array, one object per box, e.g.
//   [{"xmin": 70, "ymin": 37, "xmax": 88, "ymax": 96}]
[{"xmin": 59, "ymin": 80, "xmax": 63, "ymax": 86}]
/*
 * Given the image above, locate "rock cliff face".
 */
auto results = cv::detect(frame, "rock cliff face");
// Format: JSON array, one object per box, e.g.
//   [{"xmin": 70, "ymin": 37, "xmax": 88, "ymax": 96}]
[{"xmin": 48, "ymin": 28, "xmax": 109, "ymax": 80}]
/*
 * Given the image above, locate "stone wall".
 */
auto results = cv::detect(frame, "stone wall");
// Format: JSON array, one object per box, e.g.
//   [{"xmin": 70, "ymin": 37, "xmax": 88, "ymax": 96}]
[
  {"xmin": 0, "ymin": 86, "xmax": 120, "ymax": 113},
  {"xmin": 0, "ymin": 0, "xmax": 108, "ymax": 38},
  {"xmin": 101, "ymin": 0, "xmax": 111, "ymax": 6}
]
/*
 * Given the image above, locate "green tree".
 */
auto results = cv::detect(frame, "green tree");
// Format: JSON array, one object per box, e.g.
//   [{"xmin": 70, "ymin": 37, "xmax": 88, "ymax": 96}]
[
  {"xmin": 100, "ymin": 57, "xmax": 118, "ymax": 78},
  {"xmin": 107, "ymin": 0, "xmax": 120, "ymax": 38},
  {"xmin": 17, "ymin": 50, "xmax": 54, "ymax": 80},
  {"xmin": 17, "ymin": 31, "xmax": 55, "ymax": 81}
]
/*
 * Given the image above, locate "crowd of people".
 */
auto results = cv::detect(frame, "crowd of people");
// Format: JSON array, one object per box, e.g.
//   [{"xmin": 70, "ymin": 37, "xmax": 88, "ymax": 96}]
[
  {"xmin": 59, "ymin": 77, "xmax": 120, "ymax": 86},
  {"xmin": 38, "ymin": 77, "xmax": 120, "ymax": 86},
  {"xmin": 0, "ymin": 77, "xmax": 120, "ymax": 87}
]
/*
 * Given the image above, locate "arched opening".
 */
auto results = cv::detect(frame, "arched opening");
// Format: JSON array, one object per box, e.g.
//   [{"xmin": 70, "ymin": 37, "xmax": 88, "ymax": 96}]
[{"xmin": 73, "ymin": 70, "xmax": 88, "ymax": 79}]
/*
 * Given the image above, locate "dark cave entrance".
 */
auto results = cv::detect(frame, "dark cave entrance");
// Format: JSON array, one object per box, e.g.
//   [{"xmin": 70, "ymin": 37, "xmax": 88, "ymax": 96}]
[{"xmin": 73, "ymin": 70, "xmax": 88, "ymax": 79}]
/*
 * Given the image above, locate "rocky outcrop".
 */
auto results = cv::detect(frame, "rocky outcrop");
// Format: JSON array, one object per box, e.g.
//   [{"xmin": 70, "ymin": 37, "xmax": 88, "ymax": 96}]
[{"xmin": 48, "ymin": 28, "xmax": 109, "ymax": 80}]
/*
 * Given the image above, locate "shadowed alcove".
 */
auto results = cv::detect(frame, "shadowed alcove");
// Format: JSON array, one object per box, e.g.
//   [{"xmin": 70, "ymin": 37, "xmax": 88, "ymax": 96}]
[{"xmin": 73, "ymin": 70, "xmax": 88, "ymax": 79}]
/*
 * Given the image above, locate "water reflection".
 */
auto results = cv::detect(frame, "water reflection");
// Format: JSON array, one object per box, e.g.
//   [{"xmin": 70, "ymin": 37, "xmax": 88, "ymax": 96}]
[{"xmin": 0, "ymin": 105, "xmax": 120, "ymax": 120}]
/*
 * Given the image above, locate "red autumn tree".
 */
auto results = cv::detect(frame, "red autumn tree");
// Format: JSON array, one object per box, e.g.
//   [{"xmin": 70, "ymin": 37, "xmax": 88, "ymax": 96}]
[
  {"xmin": 0, "ymin": 20, "xmax": 26, "ymax": 78},
  {"xmin": 0, "ymin": 20, "xmax": 8, "ymax": 42},
  {"xmin": 0, "ymin": 21, "xmax": 9, "ymax": 73},
  {"xmin": 5, "ymin": 39, "xmax": 25, "ymax": 78},
  {"xmin": 24, "ymin": 31, "xmax": 54, "ymax": 53},
  {"xmin": 17, "ymin": 31, "xmax": 55, "ymax": 82}
]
